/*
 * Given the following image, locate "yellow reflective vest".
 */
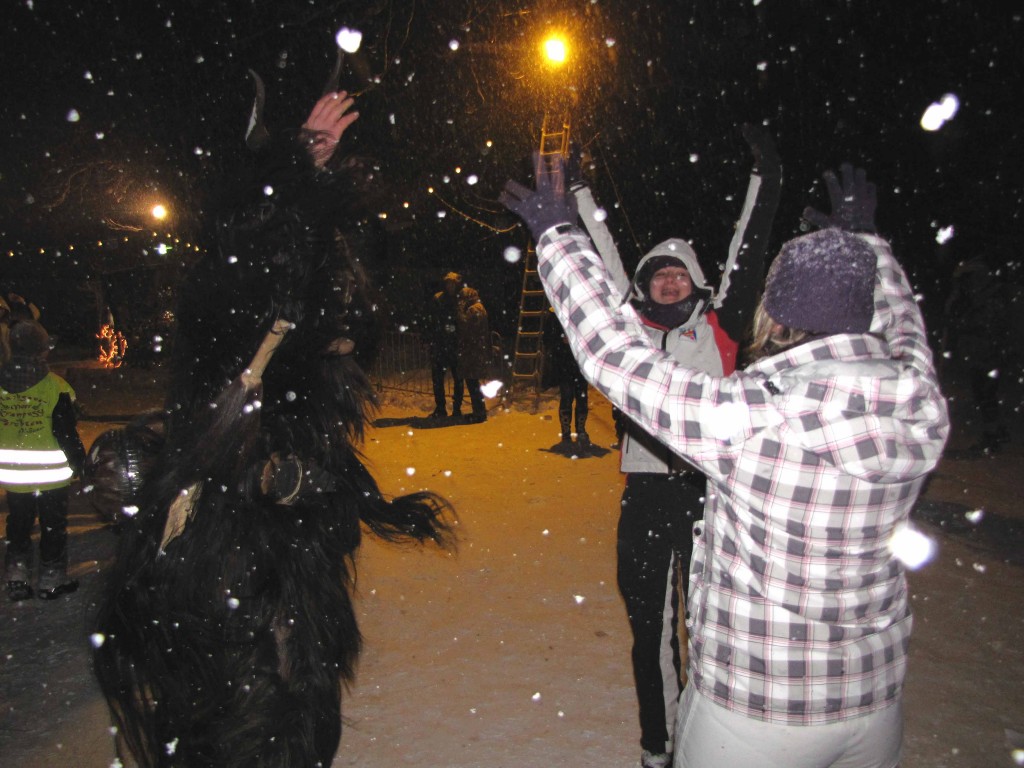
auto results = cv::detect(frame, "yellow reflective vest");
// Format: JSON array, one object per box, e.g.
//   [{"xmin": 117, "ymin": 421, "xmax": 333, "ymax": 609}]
[{"xmin": 0, "ymin": 373, "xmax": 76, "ymax": 492}]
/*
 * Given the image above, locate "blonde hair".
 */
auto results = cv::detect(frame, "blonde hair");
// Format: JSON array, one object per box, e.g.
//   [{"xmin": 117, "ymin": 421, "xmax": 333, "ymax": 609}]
[{"xmin": 746, "ymin": 302, "xmax": 810, "ymax": 362}]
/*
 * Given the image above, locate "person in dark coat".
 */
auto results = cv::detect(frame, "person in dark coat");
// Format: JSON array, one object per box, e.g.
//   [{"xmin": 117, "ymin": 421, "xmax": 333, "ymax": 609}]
[
  {"xmin": 427, "ymin": 272, "xmax": 464, "ymax": 419},
  {"xmin": 456, "ymin": 286, "xmax": 491, "ymax": 423},
  {"xmin": 543, "ymin": 307, "xmax": 589, "ymax": 447}
]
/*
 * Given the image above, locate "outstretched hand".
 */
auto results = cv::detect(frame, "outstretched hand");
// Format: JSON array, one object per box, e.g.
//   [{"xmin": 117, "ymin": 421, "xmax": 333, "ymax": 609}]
[
  {"xmin": 301, "ymin": 90, "xmax": 360, "ymax": 168},
  {"xmin": 500, "ymin": 151, "xmax": 578, "ymax": 241},
  {"xmin": 802, "ymin": 163, "xmax": 877, "ymax": 233}
]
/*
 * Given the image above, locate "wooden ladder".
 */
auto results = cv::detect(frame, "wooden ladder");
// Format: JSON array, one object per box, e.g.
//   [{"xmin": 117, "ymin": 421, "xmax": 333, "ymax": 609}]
[{"xmin": 509, "ymin": 112, "xmax": 571, "ymax": 397}]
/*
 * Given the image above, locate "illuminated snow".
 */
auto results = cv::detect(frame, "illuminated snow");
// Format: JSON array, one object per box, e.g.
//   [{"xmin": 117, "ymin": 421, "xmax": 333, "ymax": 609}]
[
  {"xmin": 406, "ymin": 467, "xmax": 416, "ymax": 476},
  {"xmin": 504, "ymin": 246, "xmax": 522, "ymax": 264},
  {"xmin": 480, "ymin": 379, "xmax": 503, "ymax": 398},
  {"xmin": 920, "ymin": 93, "xmax": 959, "ymax": 131},
  {"xmin": 335, "ymin": 27, "xmax": 362, "ymax": 53},
  {"xmin": 936, "ymin": 224, "xmax": 954, "ymax": 244},
  {"xmin": 66, "ymin": 109, "xmax": 80, "ymax": 122},
  {"xmin": 592, "ymin": 208, "xmax": 608, "ymax": 222},
  {"xmin": 889, "ymin": 525, "xmax": 936, "ymax": 570},
  {"xmin": 90, "ymin": 633, "xmax": 106, "ymax": 648}
]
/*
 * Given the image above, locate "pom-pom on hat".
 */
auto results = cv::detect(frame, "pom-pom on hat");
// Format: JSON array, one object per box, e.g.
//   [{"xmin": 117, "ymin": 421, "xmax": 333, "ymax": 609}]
[{"xmin": 763, "ymin": 228, "xmax": 876, "ymax": 334}]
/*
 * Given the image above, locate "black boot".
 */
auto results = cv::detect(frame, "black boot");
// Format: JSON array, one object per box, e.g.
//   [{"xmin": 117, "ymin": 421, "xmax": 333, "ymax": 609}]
[{"xmin": 5, "ymin": 558, "xmax": 33, "ymax": 601}]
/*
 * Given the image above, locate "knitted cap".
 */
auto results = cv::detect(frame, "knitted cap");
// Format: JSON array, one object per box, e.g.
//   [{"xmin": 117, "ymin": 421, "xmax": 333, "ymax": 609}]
[
  {"xmin": 763, "ymin": 229, "xmax": 876, "ymax": 334},
  {"xmin": 8, "ymin": 320, "xmax": 50, "ymax": 357}
]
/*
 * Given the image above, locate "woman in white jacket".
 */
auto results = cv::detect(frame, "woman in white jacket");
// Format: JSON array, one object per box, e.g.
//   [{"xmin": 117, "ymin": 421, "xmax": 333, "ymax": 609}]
[{"xmin": 569, "ymin": 127, "xmax": 780, "ymax": 768}]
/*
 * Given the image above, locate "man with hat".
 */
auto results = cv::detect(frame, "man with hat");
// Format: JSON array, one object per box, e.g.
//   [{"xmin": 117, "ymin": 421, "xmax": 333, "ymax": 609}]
[
  {"xmin": 502, "ymin": 161, "xmax": 948, "ymax": 768},
  {"xmin": 427, "ymin": 271, "xmax": 466, "ymax": 419}
]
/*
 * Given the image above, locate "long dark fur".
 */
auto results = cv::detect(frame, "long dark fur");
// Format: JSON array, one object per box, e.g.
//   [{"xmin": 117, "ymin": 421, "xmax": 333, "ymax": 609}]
[{"xmin": 92, "ymin": 132, "xmax": 455, "ymax": 768}]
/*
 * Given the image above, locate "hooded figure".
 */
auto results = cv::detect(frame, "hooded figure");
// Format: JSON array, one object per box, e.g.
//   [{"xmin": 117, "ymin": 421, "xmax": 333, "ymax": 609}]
[{"xmin": 567, "ymin": 126, "xmax": 782, "ymax": 768}]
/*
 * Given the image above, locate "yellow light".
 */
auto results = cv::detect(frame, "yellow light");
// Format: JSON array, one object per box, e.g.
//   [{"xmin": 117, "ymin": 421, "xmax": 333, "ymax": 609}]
[
  {"xmin": 152, "ymin": 204, "xmax": 168, "ymax": 220},
  {"xmin": 542, "ymin": 35, "xmax": 568, "ymax": 66}
]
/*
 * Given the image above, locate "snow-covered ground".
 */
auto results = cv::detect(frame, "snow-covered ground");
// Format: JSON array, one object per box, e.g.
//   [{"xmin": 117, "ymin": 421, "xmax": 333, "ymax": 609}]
[{"xmin": 2, "ymin": 378, "xmax": 1022, "ymax": 768}]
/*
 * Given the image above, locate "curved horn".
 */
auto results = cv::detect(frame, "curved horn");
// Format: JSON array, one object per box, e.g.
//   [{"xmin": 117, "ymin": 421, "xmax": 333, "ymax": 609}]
[
  {"xmin": 322, "ymin": 48, "xmax": 344, "ymax": 96},
  {"xmin": 245, "ymin": 69, "xmax": 270, "ymax": 150}
]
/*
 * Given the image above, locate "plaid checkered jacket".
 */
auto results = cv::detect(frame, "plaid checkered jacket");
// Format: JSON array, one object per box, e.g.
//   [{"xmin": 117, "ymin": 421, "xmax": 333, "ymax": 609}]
[{"xmin": 536, "ymin": 227, "xmax": 949, "ymax": 724}]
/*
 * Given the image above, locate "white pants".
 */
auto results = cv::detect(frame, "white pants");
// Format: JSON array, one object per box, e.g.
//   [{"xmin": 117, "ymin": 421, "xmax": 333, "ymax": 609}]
[{"xmin": 673, "ymin": 685, "xmax": 902, "ymax": 768}]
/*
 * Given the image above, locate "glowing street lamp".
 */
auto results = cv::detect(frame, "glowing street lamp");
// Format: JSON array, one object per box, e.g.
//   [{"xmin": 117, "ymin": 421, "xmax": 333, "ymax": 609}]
[
  {"xmin": 541, "ymin": 34, "xmax": 569, "ymax": 67},
  {"xmin": 151, "ymin": 204, "xmax": 168, "ymax": 221}
]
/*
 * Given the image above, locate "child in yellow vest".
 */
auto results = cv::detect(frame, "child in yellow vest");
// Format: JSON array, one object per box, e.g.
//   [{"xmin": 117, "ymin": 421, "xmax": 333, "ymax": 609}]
[{"xmin": 1, "ymin": 320, "xmax": 85, "ymax": 600}]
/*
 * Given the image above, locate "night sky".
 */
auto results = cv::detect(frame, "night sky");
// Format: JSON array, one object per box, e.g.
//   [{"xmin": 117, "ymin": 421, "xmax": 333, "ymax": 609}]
[{"xmin": 1, "ymin": 0, "xmax": 1021, "ymax": 353}]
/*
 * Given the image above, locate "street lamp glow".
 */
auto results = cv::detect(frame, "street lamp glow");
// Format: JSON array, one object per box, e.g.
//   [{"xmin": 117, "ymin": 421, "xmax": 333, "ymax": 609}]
[
  {"xmin": 151, "ymin": 204, "xmax": 168, "ymax": 221},
  {"xmin": 542, "ymin": 35, "xmax": 568, "ymax": 66}
]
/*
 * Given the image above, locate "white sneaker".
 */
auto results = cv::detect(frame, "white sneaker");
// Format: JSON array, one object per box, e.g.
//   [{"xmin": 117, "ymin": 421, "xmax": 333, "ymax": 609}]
[{"xmin": 641, "ymin": 751, "xmax": 672, "ymax": 768}]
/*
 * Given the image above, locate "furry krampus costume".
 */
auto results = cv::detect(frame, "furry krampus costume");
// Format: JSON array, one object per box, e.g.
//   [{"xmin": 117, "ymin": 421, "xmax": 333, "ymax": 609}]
[{"xmin": 91, "ymin": 92, "xmax": 455, "ymax": 768}]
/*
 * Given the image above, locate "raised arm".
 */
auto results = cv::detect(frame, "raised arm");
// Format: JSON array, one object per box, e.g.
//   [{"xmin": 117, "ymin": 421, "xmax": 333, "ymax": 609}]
[{"xmin": 714, "ymin": 124, "xmax": 782, "ymax": 342}]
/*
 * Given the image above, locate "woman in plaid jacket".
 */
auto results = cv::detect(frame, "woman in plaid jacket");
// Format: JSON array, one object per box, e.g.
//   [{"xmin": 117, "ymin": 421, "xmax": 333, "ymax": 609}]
[{"xmin": 503, "ymin": 163, "xmax": 948, "ymax": 768}]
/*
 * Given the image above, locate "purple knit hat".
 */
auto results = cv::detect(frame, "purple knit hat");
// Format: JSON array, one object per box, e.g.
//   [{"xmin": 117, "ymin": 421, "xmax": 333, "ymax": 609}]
[{"xmin": 763, "ymin": 228, "xmax": 876, "ymax": 334}]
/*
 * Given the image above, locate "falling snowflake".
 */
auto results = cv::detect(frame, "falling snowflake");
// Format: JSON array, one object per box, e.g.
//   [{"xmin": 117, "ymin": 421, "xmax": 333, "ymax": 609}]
[
  {"xmin": 920, "ymin": 93, "xmax": 959, "ymax": 131},
  {"xmin": 889, "ymin": 525, "xmax": 936, "ymax": 570}
]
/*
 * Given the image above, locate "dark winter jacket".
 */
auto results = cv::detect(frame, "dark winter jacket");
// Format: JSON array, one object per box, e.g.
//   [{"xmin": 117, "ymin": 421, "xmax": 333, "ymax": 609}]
[{"xmin": 457, "ymin": 288, "xmax": 492, "ymax": 379}]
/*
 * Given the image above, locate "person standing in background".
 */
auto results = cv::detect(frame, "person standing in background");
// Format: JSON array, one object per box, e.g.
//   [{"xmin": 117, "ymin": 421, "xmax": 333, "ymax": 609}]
[{"xmin": 1, "ymin": 319, "xmax": 86, "ymax": 601}]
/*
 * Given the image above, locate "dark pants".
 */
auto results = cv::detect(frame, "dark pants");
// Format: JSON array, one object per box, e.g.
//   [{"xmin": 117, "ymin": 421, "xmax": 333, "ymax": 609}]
[
  {"xmin": 617, "ymin": 471, "xmax": 704, "ymax": 755},
  {"xmin": 463, "ymin": 378, "xmax": 486, "ymax": 417},
  {"xmin": 558, "ymin": 375, "xmax": 588, "ymax": 436},
  {"xmin": 431, "ymin": 355, "xmax": 463, "ymax": 412},
  {"xmin": 4, "ymin": 487, "xmax": 71, "ymax": 568}
]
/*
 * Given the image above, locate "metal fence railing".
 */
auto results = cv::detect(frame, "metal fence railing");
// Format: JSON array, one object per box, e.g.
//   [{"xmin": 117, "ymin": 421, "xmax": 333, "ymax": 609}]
[
  {"xmin": 368, "ymin": 330, "xmax": 434, "ymax": 396},
  {"xmin": 368, "ymin": 330, "xmax": 513, "ymax": 400}
]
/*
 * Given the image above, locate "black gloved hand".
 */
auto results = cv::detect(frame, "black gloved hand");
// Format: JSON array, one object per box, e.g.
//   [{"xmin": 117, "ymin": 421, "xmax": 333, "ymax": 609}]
[
  {"xmin": 741, "ymin": 123, "xmax": 781, "ymax": 178},
  {"xmin": 500, "ymin": 151, "xmax": 578, "ymax": 241},
  {"xmin": 801, "ymin": 163, "xmax": 877, "ymax": 233},
  {"xmin": 566, "ymin": 144, "xmax": 586, "ymax": 192}
]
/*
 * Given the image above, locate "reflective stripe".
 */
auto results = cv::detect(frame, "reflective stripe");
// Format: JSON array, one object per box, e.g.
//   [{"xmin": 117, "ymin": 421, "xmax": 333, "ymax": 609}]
[
  {"xmin": 0, "ymin": 466, "xmax": 74, "ymax": 484},
  {"xmin": 0, "ymin": 448, "xmax": 71, "ymax": 465}
]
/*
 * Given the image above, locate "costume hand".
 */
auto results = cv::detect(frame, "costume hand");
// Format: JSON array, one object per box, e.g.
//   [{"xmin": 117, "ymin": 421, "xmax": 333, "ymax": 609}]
[
  {"xmin": 500, "ymin": 151, "xmax": 578, "ymax": 241},
  {"xmin": 301, "ymin": 90, "xmax": 360, "ymax": 168},
  {"xmin": 802, "ymin": 163, "xmax": 877, "ymax": 233},
  {"xmin": 741, "ymin": 123, "xmax": 780, "ymax": 178}
]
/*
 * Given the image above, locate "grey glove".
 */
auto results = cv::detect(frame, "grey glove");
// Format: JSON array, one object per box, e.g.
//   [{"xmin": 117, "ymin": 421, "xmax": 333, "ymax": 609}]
[
  {"xmin": 802, "ymin": 163, "xmax": 877, "ymax": 233},
  {"xmin": 500, "ymin": 151, "xmax": 578, "ymax": 241}
]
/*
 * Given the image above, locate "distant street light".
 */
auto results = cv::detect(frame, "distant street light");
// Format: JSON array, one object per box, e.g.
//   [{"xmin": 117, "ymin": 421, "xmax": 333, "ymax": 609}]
[{"xmin": 151, "ymin": 204, "xmax": 168, "ymax": 221}]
